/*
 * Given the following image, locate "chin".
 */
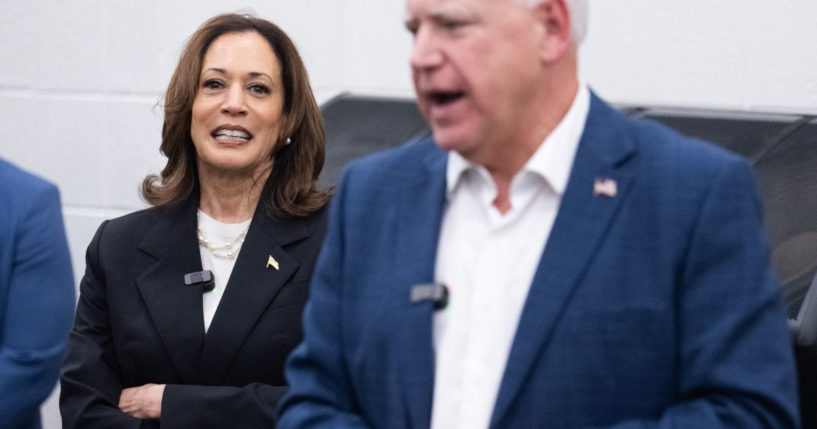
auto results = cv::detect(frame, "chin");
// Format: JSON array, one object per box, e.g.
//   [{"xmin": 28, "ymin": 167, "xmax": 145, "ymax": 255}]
[
  {"xmin": 431, "ymin": 128, "xmax": 477, "ymax": 155},
  {"xmin": 201, "ymin": 158, "xmax": 253, "ymax": 175}
]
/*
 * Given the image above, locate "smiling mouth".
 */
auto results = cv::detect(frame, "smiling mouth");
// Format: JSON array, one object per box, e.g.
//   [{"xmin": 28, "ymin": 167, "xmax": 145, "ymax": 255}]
[{"xmin": 212, "ymin": 128, "xmax": 253, "ymax": 144}]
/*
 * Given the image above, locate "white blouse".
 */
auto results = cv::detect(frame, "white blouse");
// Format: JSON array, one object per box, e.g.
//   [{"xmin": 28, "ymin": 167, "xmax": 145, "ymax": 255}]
[{"xmin": 197, "ymin": 210, "xmax": 252, "ymax": 332}]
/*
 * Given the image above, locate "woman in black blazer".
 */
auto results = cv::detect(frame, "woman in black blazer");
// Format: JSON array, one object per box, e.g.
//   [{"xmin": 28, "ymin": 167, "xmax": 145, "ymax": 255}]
[{"xmin": 60, "ymin": 13, "xmax": 329, "ymax": 428}]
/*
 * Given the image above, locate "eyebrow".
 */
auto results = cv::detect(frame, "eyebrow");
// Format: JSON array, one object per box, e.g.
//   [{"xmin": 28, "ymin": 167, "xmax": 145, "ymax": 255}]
[
  {"xmin": 202, "ymin": 68, "xmax": 274, "ymax": 81},
  {"xmin": 404, "ymin": 5, "xmax": 476, "ymax": 29}
]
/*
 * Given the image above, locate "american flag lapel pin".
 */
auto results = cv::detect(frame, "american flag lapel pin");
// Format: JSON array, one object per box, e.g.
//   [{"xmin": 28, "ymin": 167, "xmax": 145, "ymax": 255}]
[
  {"xmin": 593, "ymin": 177, "xmax": 618, "ymax": 198},
  {"xmin": 266, "ymin": 255, "xmax": 280, "ymax": 270}
]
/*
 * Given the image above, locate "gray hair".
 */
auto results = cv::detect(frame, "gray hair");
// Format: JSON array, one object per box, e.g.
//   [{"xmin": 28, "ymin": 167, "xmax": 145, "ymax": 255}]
[{"xmin": 517, "ymin": 0, "xmax": 588, "ymax": 43}]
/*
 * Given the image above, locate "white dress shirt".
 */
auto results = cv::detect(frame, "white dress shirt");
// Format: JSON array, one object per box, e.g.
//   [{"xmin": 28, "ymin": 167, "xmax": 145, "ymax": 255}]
[{"xmin": 430, "ymin": 85, "xmax": 590, "ymax": 429}]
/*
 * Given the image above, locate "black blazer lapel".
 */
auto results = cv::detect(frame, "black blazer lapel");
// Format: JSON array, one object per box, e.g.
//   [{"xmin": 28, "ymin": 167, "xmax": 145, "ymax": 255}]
[
  {"xmin": 491, "ymin": 94, "xmax": 638, "ymax": 428},
  {"xmin": 198, "ymin": 209, "xmax": 312, "ymax": 384},
  {"xmin": 135, "ymin": 199, "xmax": 205, "ymax": 383}
]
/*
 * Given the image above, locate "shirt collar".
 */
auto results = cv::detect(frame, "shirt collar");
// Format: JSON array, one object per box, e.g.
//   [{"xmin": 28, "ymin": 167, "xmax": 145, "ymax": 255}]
[
  {"xmin": 526, "ymin": 82, "xmax": 590, "ymax": 195},
  {"xmin": 445, "ymin": 83, "xmax": 591, "ymax": 197},
  {"xmin": 445, "ymin": 148, "xmax": 473, "ymax": 197}
]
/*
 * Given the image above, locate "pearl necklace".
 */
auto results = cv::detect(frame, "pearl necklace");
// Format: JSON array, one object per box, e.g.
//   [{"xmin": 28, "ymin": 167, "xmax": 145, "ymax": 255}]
[{"xmin": 197, "ymin": 215, "xmax": 250, "ymax": 259}]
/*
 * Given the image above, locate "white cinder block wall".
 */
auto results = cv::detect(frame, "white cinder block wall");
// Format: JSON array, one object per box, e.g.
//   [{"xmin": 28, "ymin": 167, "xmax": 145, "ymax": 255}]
[{"xmin": 0, "ymin": 1, "xmax": 814, "ymax": 428}]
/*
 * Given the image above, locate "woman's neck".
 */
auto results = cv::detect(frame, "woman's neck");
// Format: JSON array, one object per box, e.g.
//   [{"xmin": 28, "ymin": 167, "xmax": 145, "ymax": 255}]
[{"xmin": 197, "ymin": 168, "xmax": 270, "ymax": 223}]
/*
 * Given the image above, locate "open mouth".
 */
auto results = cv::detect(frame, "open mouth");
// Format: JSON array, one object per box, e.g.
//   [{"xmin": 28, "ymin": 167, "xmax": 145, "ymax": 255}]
[
  {"xmin": 428, "ymin": 90, "xmax": 465, "ymax": 107},
  {"xmin": 212, "ymin": 127, "xmax": 253, "ymax": 144}
]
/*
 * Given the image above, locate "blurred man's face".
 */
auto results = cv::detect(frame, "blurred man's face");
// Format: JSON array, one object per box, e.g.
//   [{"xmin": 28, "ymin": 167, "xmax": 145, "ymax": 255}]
[{"xmin": 405, "ymin": 0, "xmax": 545, "ymax": 160}]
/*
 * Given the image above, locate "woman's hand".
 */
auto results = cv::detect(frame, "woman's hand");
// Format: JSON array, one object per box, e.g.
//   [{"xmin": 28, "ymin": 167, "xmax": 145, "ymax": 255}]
[{"xmin": 119, "ymin": 383, "xmax": 166, "ymax": 419}]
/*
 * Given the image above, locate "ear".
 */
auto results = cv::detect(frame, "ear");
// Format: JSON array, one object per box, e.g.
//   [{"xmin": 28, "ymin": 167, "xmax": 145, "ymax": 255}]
[{"xmin": 532, "ymin": 0, "xmax": 572, "ymax": 64}]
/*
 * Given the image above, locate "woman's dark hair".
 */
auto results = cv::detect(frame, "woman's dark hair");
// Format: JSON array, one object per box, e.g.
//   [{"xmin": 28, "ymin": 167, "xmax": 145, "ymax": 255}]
[{"xmin": 141, "ymin": 13, "xmax": 329, "ymax": 217}]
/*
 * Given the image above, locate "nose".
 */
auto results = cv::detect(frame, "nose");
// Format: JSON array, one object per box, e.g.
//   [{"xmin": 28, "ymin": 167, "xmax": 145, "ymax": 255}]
[
  {"xmin": 410, "ymin": 26, "xmax": 444, "ymax": 71},
  {"xmin": 221, "ymin": 83, "xmax": 247, "ymax": 116}
]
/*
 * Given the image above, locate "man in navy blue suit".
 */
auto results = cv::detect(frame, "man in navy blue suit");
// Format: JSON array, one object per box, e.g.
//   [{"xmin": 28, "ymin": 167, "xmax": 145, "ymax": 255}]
[
  {"xmin": 279, "ymin": 0, "xmax": 800, "ymax": 427},
  {"xmin": 0, "ymin": 159, "xmax": 75, "ymax": 429}
]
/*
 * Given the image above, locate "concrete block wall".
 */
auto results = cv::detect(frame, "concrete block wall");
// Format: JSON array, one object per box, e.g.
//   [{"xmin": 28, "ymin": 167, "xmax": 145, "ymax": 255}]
[
  {"xmin": 583, "ymin": 0, "xmax": 817, "ymax": 112},
  {"xmin": 0, "ymin": 1, "xmax": 814, "ymax": 427}
]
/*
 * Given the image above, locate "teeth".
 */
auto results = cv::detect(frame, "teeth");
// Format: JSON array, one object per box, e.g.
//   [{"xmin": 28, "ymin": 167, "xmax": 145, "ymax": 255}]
[{"xmin": 214, "ymin": 129, "xmax": 251, "ymax": 139}]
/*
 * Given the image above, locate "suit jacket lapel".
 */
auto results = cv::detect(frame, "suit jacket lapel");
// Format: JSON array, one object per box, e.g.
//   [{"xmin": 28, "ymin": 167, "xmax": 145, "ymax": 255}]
[
  {"xmin": 395, "ymin": 144, "xmax": 448, "ymax": 429},
  {"xmin": 198, "ymin": 208, "xmax": 310, "ymax": 384},
  {"xmin": 135, "ymin": 199, "xmax": 205, "ymax": 383},
  {"xmin": 491, "ymin": 94, "xmax": 637, "ymax": 428}
]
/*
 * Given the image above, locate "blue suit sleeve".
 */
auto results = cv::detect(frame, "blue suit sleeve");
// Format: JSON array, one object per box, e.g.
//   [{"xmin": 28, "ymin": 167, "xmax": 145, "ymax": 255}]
[
  {"xmin": 0, "ymin": 184, "xmax": 75, "ymax": 428},
  {"xmin": 588, "ymin": 159, "xmax": 800, "ymax": 428},
  {"xmin": 278, "ymin": 169, "xmax": 372, "ymax": 429}
]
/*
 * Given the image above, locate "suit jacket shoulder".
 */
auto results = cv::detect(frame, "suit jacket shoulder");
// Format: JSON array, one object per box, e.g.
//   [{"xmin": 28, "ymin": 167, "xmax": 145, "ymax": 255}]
[
  {"xmin": 0, "ymin": 159, "xmax": 60, "ymax": 215},
  {"xmin": 341, "ymin": 137, "xmax": 446, "ymax": 190},
  {"xmin": 630, "ymin": 113, "xmax": 749, "ymax": 175}
]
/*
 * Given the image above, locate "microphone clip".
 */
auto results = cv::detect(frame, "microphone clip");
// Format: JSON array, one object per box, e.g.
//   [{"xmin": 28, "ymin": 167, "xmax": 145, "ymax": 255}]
[
  {"xmin": 410, "ymin": 282, "xmax": 449, "ymax": 310},
  {"xmin": 184, "ymin": 270, "xmax": 215, "ymax": 293}
]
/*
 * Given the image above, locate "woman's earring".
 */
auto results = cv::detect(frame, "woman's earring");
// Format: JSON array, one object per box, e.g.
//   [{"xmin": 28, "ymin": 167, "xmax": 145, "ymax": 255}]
[{"xmin": 285, "ymin": 137, "xmax": 292, "ymax": 145}]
